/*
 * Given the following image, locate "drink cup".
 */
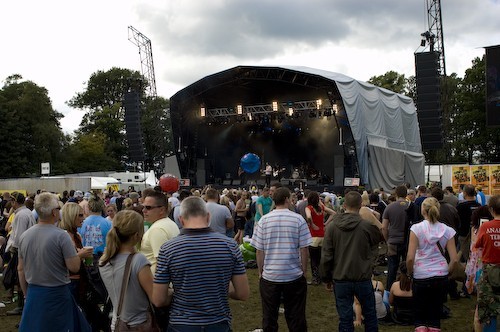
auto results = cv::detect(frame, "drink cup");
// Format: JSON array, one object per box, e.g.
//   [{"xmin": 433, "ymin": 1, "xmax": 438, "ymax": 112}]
[{"xmin": 83, "ymin": 246, "xmax": 94, "ymax": 266}]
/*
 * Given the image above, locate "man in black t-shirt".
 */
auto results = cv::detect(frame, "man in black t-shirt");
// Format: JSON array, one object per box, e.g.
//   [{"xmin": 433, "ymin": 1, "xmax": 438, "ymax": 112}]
[{"xmin": 456, "ymin": 184, "xmax": 480, "ymax": 262}]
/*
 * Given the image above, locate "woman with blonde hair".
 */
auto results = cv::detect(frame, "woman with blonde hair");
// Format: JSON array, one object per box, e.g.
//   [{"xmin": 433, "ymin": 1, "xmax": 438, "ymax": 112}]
[
  {"xmin": 99, "ymin": 210, "xmax": 157, "ymax": 331},
  {"xmin": 406, "ymin": 197, "xmax": 458, "ymax": 332},
  {"xmin": 59, "ymin": 203, "xmax": 93, "ymax": 302}
]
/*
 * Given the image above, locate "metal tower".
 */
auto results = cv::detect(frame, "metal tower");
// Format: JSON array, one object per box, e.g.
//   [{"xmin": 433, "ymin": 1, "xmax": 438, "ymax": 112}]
[
  {"xmin": 128, "ymin": 26, "xmax": 157, "ymax": 98},
  {"xmin": 421, "ymin": 0, "xmax": 446, "ymax": 76}
]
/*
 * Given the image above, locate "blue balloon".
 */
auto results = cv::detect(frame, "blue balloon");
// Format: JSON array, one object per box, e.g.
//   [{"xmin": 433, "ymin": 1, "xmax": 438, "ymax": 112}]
[{"xmin": 240, "ymin": 153, "xmax": 261, "ymax": 174}]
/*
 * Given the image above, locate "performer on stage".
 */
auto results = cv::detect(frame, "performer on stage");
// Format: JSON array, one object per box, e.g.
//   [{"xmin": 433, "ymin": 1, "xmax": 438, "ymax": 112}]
[{"xmin": 264, "ymin": 163, "xmax": 272, "ymax": 187}]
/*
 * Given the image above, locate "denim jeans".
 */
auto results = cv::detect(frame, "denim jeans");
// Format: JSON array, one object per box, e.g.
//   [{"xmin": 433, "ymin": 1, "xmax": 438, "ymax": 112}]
[
  {"xmin": 244, "ymin": 218, "xmax": 255, "ymax": 238},
  {"xmin": 386, "ymin": 243, "xmax": 406, "ymax": 290},
  {"xmin": 483, "ymin": 317, "xmax": 497, "ymax": 332},
  {"xmin": 167, "ymin": 321, "xmax": 231, "ymax": 332},
  {"xmin": 412, "ymin": 276, "xmax": 447, "ymax": 328},
  {"xmin": 334, "ymin": 280, "xmax": 378, "ymax": 332}
]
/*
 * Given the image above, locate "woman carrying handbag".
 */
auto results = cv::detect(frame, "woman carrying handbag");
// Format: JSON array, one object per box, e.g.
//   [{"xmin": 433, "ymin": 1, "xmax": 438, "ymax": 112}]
[
  {"xmin": 99, "ymin": 210, "xmax": 160, "ymax": 332},
  {"xmin": 406, "ymin": 197, "xmax": 459, "ymax": 332}
]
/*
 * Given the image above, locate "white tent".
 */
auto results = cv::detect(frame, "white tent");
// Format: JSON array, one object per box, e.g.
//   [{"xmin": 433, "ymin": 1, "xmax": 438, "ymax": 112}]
[{"xmin": 284, "ymin": 66, "xmax": 425, "ymax": 189}]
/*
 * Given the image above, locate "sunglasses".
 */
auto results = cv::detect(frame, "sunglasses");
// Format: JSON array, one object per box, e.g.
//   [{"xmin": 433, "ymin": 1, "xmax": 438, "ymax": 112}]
[{"xmin": 143, "ymin": 205, "xmax": 163, "ymax": 210}]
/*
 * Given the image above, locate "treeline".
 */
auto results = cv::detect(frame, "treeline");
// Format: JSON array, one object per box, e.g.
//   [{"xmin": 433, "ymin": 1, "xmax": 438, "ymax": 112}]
[{"xmin": 1, "ymin": 57, "xmax": 498, "ymax": 178}]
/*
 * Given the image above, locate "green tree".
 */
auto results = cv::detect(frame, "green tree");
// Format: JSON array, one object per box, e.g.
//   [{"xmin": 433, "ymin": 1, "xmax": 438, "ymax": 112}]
[
  {"xmin": 142, "ymin": 96, "xmax": 174, "ymax": 174},
  {"xmin": 0, "ymin": 75, "xmax": 65, "ymax": 177},
  {"xmin": 68, "ymin": 67, "xmax": 145, "ymax": 165},
  {"xmin": 368, "ymin": 71, "xmax": 407, "ymax": 94},
  {"xmin": 65, "ymin": 131, "xmax": 120, "ymax": 173}
]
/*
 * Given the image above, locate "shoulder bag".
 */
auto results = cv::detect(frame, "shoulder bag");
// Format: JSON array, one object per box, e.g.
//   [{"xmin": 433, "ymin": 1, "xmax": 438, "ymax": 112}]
[
  {"xmin": 436, "ymin": 241, "xmax": 466, "ymax": 282},
  {"xmin": 115, "ymin": 253, "xmax": 160, "ymax": 332}
]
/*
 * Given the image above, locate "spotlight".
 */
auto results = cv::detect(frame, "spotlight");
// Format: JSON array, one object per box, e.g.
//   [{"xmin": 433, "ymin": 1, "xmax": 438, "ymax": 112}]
[
  {"xmin": 200, "ymin": 107, "xmax": 206, "ymax": 117},
  {"xmin": 272, "ymin": 101, "xmax": 278, "ymax": 112},
  {"xmin": 332, "ymin": 104, "xmax": 338, "ymax": 114},
  {"xmin": 316, "ymin": 99, "xmax": 322, "ymax": 109},
  {"xmin": 420, "ymin": 39, "xmax": 426, "ymax": 47},
  {"xmin": 248, "ymin": 113, "xmax": 253, "ymax": 121},
  {"xmin": 288, "ymin": 107, "xmax": 293, "ymax": 116},
  {"xmin": 237, "ymin": 104, "xmax": 243, "ymax": 115}
]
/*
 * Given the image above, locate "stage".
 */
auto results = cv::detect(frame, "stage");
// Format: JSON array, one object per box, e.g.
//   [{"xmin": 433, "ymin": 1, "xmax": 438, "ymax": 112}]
[{"xmin": 169, "ymin": 66, "xmax": 424, "ymax": 190}]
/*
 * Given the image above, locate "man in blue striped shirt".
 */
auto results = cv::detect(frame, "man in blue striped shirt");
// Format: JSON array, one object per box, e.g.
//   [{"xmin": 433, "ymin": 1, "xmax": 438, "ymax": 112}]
[
  {"xmin": 251, "ymin": 187, "xmax": 312, "ymax": 332},
  {"xmin": 152, "ymin": 196, "xmax": 249, "ymax": 331}
]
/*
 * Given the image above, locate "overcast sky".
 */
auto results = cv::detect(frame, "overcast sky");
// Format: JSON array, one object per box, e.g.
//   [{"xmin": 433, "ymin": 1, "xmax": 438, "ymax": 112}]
[{"xmin": 1, "ymin": 0, "xmax": 499, "ymax": 134}]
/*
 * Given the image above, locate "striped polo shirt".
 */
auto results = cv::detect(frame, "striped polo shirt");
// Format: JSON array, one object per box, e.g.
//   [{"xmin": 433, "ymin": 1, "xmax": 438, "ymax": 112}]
[
  {"xmin": 251, "ymin": 208, "xmax": 312, "ymax": 282},
  {"xmin": 154, "ymin": 227, "xmax": 246, "ymax": 326}
]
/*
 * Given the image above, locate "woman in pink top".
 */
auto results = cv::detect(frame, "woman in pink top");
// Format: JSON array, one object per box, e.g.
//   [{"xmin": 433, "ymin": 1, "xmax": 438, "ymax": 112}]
[{"xmin": 406, "ymin": 197, "xmax": 458, "ymax": 332}]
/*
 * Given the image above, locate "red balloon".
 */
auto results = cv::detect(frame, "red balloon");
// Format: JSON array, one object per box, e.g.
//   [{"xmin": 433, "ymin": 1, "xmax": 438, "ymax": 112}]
[{"xmin": 159, "ymin": 174, "xmax": 180, "ymax": 193}]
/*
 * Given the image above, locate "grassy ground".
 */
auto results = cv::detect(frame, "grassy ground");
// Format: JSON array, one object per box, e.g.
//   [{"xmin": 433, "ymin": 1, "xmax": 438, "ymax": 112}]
[
  {"xmin": 0, "ymin": 268, "xmax": 477, "ymax": 332},
  {"xmin": 230, "ymin": 268, "xmax": 477, "ymax": 331}
]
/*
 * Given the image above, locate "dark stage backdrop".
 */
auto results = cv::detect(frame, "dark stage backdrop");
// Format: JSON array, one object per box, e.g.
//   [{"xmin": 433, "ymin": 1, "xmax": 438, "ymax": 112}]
[{"xmin": 197, "ymin": 115, "xmax": 338, "ymax": 183}]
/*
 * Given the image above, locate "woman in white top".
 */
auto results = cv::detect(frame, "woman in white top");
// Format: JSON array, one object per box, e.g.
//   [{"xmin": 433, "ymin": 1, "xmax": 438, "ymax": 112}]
[
  {"xmin": 99, "ymin": 210, "xmax": 154, "ymax": 331},
  {"xmin": 406, "ymin": 197, "xmax": 458, "ymax": 332}
]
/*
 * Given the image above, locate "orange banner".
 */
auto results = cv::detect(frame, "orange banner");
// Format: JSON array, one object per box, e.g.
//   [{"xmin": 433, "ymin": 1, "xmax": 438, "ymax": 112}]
[
  {"xmin": 471, "ymin": 165, "xmax": 490, "ymax": 195},
  {"xmin": 490, "ymin": 165, "xmax": 500, "ymax": 195},
  {"xmin": 451, "ymin": 165, "xmax": 471, "ymax": 194}
]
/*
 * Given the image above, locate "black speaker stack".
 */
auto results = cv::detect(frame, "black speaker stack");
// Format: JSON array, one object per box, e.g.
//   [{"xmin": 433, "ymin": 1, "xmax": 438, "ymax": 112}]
[{"xmin": 415, "ymin": 51, "xmax": 443, "ymax": 150}]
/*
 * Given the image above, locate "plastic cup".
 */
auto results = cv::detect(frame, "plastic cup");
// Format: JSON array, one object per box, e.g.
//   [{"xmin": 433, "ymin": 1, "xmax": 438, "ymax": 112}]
[{"xmin": 83, "ymin": 246, "xmax": 93, "ymax": 266}]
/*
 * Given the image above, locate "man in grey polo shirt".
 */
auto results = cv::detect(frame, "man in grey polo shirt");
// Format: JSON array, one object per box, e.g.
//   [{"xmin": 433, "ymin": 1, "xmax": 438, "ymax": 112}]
[{"xmin": 205, "ymin": 188, "xmax": 234, "ymax": 236}]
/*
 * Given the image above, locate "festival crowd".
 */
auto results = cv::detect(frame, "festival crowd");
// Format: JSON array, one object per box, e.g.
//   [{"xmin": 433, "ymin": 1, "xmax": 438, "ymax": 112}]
[{"xmin": 0, "ymin": 182, "xmax": 499, "ymax": 332}]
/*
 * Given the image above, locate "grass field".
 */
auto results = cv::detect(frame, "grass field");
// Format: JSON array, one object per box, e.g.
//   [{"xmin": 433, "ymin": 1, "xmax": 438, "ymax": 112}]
[{"xmin": 0, "ymin": 267, "xmax": 477, "ymax": 332}]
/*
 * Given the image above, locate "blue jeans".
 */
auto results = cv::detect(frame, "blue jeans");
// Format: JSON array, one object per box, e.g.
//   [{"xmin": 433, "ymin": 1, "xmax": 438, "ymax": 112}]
[
  {"xmin": 483, "ymin": 317, "xmax": 497, "ymax": 332},
  {"xmin": 244, "ymin": 218, "xmax": 255, "ymax": 237},
  {"xmin": 167, "ymin": 321, "xmax": 231, "ymax": 332},
  {"xmin": 386, "ymin": 243, "xmax": 406, "ymax": 290},
  {"xmin": 334, "ymin": 280, "xmax": 378, "ymax": 332}
]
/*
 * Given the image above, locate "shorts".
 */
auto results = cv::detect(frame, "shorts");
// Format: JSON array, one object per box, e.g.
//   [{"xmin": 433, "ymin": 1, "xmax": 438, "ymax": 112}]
[{"xmin": 235, "ymin": 216, "xmax": 246, "ymax": 230}]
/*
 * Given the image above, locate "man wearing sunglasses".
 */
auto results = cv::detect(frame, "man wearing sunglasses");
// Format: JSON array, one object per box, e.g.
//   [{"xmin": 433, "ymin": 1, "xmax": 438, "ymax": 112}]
[{"xmin": 141, "ymin": 191, "xmax": 180, "ymax": 273}]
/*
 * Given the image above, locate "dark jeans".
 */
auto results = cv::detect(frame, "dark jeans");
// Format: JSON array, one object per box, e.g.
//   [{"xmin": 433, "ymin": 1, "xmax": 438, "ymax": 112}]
[
  {"xmin": 167, "ymin": 321, "xmax": 231, "ymax": 332},
  {"xmin": 412, "ymin": 276, "xmax": 447, "ymax": 328},
  {"xmin": 259, "ymin": 275, "xmax": 307, "ymax": 332},
  {"xmin": 334, "ymin": 280, "xmax": 378, "ymax": 332},
  {"xmin": 386, "ymin": 243, "xmax": 406, "ymax": 290},
  {"xmin": 308, "ymin": 246, "xmax": 321, "ymax": 283}
]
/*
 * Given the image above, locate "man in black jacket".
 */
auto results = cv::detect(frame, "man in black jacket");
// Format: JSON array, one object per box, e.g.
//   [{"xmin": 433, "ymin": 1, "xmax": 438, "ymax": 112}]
[{"xmin": 320, "ymin": 191, "xmax": 382, "ymax": 332}]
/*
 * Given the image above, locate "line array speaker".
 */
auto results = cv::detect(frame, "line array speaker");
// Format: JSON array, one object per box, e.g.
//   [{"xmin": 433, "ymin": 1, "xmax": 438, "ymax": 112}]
[
  {"xmin": 415, "ymin": 51, "xmax": 443, "ymax": 149},
  {"xmin": 123, "ymin": 91, "xmax": 146, "ymax": 162}
]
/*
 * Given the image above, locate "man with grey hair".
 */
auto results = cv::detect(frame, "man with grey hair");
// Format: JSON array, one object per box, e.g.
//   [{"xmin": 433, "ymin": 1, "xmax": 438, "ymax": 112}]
[
  {"xmin": 153, "ymin": 196, "xmax": 249, "ymax": 331},
  {"xmin": 17, "ymin": 192, "xmax": 91, "ymax": 330}
]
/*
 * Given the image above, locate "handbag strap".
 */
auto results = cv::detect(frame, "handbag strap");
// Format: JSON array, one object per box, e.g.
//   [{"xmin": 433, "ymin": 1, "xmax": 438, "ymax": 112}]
[
  {"xmin": 116, "ymin": 253, "xmax": 136, "ymax": 320},
  {"xmin": 436, "ymin": 241, "xmax": 446, "ymax": 258}
]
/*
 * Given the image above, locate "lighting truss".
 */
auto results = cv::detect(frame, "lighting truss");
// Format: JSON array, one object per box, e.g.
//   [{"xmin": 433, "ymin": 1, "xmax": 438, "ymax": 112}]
[{"xmin": 201, "ymin": 99, "xmax": 333, "ymax": 118}]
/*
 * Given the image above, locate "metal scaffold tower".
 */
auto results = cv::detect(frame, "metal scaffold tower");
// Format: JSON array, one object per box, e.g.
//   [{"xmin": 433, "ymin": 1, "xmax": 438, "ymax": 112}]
[
  {"xmin": 421, "ymin": 0, "xmax": 446, "ymax": 77},
  {"xmin": 128, "ymin": 26, "xmax": 157, "ymax": 98}
]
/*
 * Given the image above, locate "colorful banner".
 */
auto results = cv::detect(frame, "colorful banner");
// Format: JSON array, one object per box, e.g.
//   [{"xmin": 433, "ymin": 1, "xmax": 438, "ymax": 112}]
[
  {"xmin": 491, "ymin": 165, "xmax": 500, "ymax": 195},
  {"xmin": 471, "ymin": 165, "xmax": 490, "ymax": 195},
  {"xmin": 451, "ymin": 165, "xmax": 471, "ymax": 194}
]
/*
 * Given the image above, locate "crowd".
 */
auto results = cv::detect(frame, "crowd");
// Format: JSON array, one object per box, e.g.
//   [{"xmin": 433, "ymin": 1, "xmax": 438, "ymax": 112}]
[{"xmin": 0, "ymin": 182, "xmax": 498, "ymax": 332}]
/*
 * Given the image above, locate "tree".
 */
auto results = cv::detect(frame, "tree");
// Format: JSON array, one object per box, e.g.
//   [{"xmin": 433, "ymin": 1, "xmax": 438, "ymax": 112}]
[
  {"xmin": 142, "ymin": 96, "xmax": 174, "ymax": 174},
  {"xmin": 65, "ymin": 131, "xmax": 121, "ymax": 173},
  {"xmin": 444, "ymin": 57, "xmax": 500, "ymax": 163},
  {"xmin": 368, "ymin": 71, "xmax": 407, "ymax": 94},
  {"xmin": 68, "ymin": 67, "xmax": 145, "ymax": 165},
  {"xmin": 0, "ymin": 75, "xmax": 65, "ymax": 177}
]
